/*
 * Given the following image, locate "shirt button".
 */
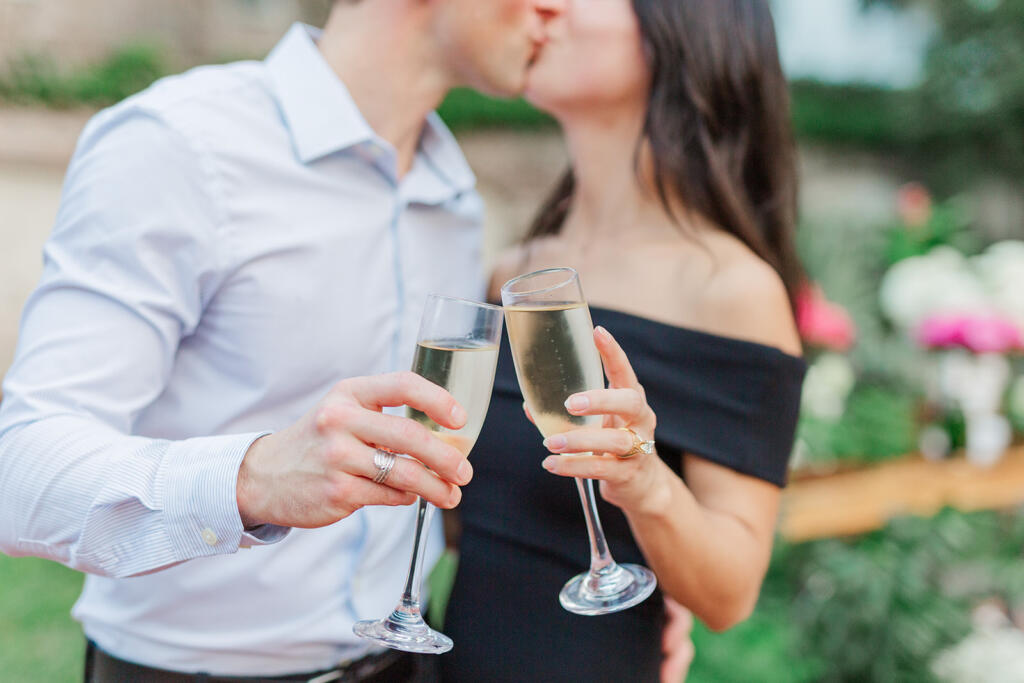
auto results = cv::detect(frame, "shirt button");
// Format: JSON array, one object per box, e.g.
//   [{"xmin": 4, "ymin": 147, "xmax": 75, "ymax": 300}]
[{"xmin": 202, "ymin": 528, "xmax": 219, "ymax": 546}]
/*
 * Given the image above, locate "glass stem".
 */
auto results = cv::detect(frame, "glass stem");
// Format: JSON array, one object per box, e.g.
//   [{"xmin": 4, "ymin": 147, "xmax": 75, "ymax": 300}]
[
  {"xmin": 396, "ymin": 497, "xmax": 435, "ymax": 618},
  {"xmin": 575, "ymin": 477, "xmax": 615, "ymax": 574}
]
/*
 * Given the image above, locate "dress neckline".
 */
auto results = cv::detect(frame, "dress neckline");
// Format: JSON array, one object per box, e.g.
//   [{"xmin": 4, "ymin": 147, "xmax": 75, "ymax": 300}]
[{"xmin": 586, "ymin": 305, "xmax": 805, "ymax": 364}]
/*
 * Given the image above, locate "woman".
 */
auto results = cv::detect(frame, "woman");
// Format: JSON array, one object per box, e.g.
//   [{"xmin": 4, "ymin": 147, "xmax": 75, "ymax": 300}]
[{"xmin": 441, "ymin": 0, "xmax": 805, "ymax": 680}]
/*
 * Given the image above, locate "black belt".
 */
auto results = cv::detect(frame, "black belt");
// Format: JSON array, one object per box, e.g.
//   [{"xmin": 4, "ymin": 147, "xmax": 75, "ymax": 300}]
[{"xmin": 84, "ymin": 641, "xmax": 421, "ymax": 683}]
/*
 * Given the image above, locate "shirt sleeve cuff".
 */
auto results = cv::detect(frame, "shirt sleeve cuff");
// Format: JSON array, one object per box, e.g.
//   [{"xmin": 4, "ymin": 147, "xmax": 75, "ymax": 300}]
[
  {"xmin": 240, "ymin": 524, "xmax": 290, "ymax": 547},
  {"xmin": 160, "ymin": 431, "xmax": 277, "ymax": 561}
]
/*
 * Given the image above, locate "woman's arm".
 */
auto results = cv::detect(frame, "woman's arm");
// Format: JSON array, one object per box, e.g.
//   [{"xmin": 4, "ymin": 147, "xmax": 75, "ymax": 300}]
[
  {"xmin": 541, "ymin": 267, "xmax": 800, "ymax": 631},
  {"xmin": 539, "ymin": 327, "xmax": 780, "ymax": 629}
]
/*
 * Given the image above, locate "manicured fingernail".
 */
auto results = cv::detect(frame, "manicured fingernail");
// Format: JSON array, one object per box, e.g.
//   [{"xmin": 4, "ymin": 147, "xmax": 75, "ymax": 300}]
[
  {"xmin": 544, "ymin": 435, "xmax": 567, "ymax": 451},
  {"xmin": 450, "ymin": 403, "xmax": 467, "ymax": 425},
  {"xmin": 595, "ymin": 326, "xmax": 612, "ymax": 342},
  {"xmin": 457, "ymin": 460, "xmax": 473, "ymax": 484},
  {"xmin": 542, "ymin": 457, "xmax": 557, "ymax": 471},
  {"xmin": 565, "ymin": 395, "xmax": 590, "ymax": 412},
  {"xmin": 449, "ymin": 487, "xmax": 462, "ymax": 508}
]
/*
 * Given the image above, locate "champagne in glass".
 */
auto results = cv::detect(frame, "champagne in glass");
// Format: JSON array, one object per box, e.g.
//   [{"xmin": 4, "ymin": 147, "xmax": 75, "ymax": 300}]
[
  {"xmin": 407, "ymin": 339, "xmax": 499, "ymax": 454},
  {"xmin": 353, "ymin": 295, "xmax": 503, "ymax": 654},
  {"xmin": 502, "ymin": 268, "xmax": 657, "ymax": 616}
]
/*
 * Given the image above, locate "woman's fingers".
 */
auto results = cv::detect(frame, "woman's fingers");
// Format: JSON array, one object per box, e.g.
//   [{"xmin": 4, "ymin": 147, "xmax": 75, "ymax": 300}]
[
  {"xmin": 594, "ymin": 326, "xmax": 642, "ymax": 391},
  {"xmin": 542, "ymin": 453, "xmax": 633, "ymax": 481},
  {"xmin": 543, "ymin": 426, "xmax": 639, "ymax": 457},
  {"xmin": 564, "ymin": 388, "xmax": 654, "ymax": 432},
  {"xmin": 660, "ymin": 639, "xmax": 695, "ymax": 683},
  {"xmin": 662, "ymin": 599, "xmax": 694, "ymax": 652}
]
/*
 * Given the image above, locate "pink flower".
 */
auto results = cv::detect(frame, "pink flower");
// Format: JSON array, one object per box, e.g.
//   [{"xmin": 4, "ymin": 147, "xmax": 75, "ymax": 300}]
[
  {"xmin": 797, "ymin": 284, "xmax": 857, "ymax": 352},
  {"xmin": 897, "ymin": 182, "xmax": 933, "ymax": 228},
  {"xmin": 916, "ymin": 313, "xmax": 1024, "ymax": 354}
]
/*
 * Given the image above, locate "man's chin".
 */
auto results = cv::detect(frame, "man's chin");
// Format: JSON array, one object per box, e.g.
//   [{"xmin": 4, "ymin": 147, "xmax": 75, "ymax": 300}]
[{"xmin": 472, "ymin": 70, "xmax": 529, "ymax": 100}]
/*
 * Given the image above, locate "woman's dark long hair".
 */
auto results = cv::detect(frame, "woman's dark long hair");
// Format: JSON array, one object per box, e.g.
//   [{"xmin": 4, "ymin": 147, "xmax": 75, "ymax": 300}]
[{"xmin": 528, "ymin": 0, "xmax": 802, "ymax": 309}]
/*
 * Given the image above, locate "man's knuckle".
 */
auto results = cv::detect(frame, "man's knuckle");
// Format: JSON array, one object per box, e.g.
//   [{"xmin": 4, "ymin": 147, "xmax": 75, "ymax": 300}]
[
  {"xmin": 328, "ymin": 477, "xmax": 355, "ymax": 507},
  {"xmin": 397, "ymin": 371, "xmax": 419, "ymax": 394},
  {"xmin": 398, "ymin": 420, "xmax": 425, "ymax": 448}
]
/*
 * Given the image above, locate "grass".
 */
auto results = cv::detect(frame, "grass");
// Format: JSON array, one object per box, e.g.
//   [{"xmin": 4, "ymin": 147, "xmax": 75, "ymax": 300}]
[
  {"xmin": 0, "ymin": 554, "xmax": 85, "ymax": 681},
  {"xmin": 0, "ymin": 545, "xmax": 808, "ymax": 683},
  {"xmin": 0, "ymin": 547, "xmax": 458, "ymax": 681}
]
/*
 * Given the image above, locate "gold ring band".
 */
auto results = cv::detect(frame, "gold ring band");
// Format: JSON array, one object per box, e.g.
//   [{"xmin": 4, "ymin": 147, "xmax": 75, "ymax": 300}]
[{"xmin": 617, "ymin": 427, "xmax": 655, "ymax": 459}]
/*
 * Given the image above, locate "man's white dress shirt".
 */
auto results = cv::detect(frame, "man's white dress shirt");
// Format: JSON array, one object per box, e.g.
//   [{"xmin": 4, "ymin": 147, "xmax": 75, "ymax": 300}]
[{"xmin": 0, "ymin": 24, "xmax": 484, "ymax": 675}]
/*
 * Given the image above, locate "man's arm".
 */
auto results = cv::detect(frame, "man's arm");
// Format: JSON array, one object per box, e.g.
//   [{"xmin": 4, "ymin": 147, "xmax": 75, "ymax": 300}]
[
  {"xmin": 0, "ymin": 108, "xmax": 282, "ymax": 577},
  {"xmin": 0, "ymin": 108, "xmax": 472, "ymax": 577}
]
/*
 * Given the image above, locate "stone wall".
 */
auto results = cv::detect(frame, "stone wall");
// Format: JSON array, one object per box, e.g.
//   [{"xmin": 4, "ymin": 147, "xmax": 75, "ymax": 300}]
[{"xmin": 0, "ymin": 0, "xmax": 330, "ymax": 69}]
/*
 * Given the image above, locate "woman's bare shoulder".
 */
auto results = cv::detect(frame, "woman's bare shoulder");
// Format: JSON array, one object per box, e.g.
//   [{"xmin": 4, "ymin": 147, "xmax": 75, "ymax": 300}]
[
  {"xmin": 487, "ymin": 244, "xmax": 530, "ymax": 302},
  {"xmin": 693, "ymin": 246, "xmax": 802, "ymax": 356}
]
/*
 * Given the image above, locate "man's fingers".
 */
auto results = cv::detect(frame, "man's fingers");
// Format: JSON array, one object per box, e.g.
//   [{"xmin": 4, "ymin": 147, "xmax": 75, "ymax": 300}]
[
  {"xmin": 343, "ymin": 371, "xmax": 467, "ymax": 430},
  {"xmin": 334, "ymin": 475, "xmax": 419, "ymax": 510},
  {"xmin": 594, "ymin": 326, "xmax": 641, "ymax": 390},
  {"xmin": 345, "ymin": 444, "xmax": 463, "ymax": 509},
  {"xmin": 335, "ymin": 409, "xmax": 472, "ymax": 486}
]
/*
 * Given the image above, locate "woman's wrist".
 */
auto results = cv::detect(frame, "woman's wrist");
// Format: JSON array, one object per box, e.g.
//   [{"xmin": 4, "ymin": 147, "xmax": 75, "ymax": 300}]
[{"xmin": 619, "ymin": 456, "xmax": 678, "ymax": 519}]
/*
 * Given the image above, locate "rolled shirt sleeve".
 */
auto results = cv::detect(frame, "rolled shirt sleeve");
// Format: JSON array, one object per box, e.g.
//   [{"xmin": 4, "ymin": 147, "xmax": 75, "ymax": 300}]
[{"xmin": 0, "ymin": 107, "xmax": 288, "ymax": 577}]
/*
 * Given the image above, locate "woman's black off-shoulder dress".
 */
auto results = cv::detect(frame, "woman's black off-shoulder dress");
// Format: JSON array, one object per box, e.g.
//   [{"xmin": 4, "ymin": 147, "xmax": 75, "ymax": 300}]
[{"xmin": 440, "ymin": 307, "xmax": 806, "ymax": 682}]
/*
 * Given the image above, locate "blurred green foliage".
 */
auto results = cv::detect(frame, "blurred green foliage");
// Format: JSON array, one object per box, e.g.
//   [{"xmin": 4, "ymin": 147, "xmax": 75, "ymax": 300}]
[
  {"xmin": 1, "ymin": 0, "xmax": 1019, "ymax": 188},
  {"xmin": 691, "ymin": 508, "xmax": 1024, "ymax": 683},
  {"xmin": 798, "ymin": 383, "xmax": 919, "ymax": 468},
  {"xmin": 0, "ymin": 45, "xmax": 165, "ymax": 108},
  {"xmin": 882, "ymin": 200, "xmax": 981, "ymax": 266},
  {"xmin": 863, "ymin": 0, "xmax": 1024, "ymax": 185},
  {"xmin": 437, "ymin": 88, "xmax": 553, "ymax": 130}
]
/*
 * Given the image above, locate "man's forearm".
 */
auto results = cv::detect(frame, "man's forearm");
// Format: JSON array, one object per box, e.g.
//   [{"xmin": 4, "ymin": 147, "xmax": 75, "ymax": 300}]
[{"xmin": 0, "ymin": 415, "xmax": 272, "ymax": 577}]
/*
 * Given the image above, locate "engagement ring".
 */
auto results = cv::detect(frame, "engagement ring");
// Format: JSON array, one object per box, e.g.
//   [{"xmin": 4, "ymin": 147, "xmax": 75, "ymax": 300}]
[{"xmin": 618, "ymin": 427, "xmax": 655, "ymax": 459}]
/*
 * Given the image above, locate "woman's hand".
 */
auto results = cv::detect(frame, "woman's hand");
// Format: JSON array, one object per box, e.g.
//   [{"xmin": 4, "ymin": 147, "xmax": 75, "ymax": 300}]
[
  {"xmin": 539, "ymin": 325, "xmax": 672, "ymax": 514},
  {"xmin": 662, "ymin": 598, "xmax": 695, "ymax": 683}
]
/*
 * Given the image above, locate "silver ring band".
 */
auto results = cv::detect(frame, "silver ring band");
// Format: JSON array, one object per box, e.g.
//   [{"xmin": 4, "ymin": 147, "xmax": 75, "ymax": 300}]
[{"xmin": 372, "ymin": 448, "xmax": 397, "ymax": 485}]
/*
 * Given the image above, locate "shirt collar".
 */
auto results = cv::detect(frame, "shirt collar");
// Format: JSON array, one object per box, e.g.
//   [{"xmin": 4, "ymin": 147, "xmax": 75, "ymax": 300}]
[
  {"xmin": 266, "ymin": 24, "xmax": 374, "ymax": 163},
  {"xmin": 265, "ymin": 24, "xmax": 476, "ymax": 199}
]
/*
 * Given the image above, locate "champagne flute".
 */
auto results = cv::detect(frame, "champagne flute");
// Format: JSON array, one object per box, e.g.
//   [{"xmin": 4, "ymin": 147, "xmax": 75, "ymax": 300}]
[
  {"xmin": 353, "ymin": 294, "xmax": 503, "ymax": 653},
  {"xmin": 501, "ymin": 267, "xmax": 657, "ymax": 615}
]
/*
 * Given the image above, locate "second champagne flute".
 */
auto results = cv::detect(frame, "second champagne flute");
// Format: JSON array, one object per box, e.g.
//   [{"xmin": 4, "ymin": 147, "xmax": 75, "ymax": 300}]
[
  {"xmin": 353, "ymin": 294, "xmax": 503, "ymax": 653},
  {"xmin": 501, "ymin": 267, "xmax": 657, "ymax": 616}
]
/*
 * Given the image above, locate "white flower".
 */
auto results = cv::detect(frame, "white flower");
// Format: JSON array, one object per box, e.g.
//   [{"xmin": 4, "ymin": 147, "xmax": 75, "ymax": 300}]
[
  {"xmin": 932, "ymin": 626, "xmax": 1024, "ymax": 683},
  {"xmin": 974, "ymin": 240, "xmax": 1024, "ymax": 329},
  {"xmin": 801, "ymin": 352, "xmax": 857, "ymax": 421},
  {"xmin": 879, "ymin": 247, "xmax": 989, "ymax": 329}
]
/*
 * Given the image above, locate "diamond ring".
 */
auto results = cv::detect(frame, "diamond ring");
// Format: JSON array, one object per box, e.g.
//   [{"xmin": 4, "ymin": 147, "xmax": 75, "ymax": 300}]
[{"xmin": 617, "ymin": 427, "xmax": 655, "ymax": 459}]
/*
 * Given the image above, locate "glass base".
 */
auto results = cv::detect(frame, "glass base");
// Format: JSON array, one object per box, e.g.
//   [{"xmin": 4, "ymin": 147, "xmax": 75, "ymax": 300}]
[
  {"xmin": 353, "ymin": 610, "xmax": 453, "ymax": 655},
  {"xmin": 559, "ymin": 562, "xmax": 658, "ymax": 616}
]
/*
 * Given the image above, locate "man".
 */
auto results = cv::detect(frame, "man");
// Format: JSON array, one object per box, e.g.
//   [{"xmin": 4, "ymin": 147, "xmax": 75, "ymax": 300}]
[{"xmin": 0, "ymin": 1, "xmax": 563, "ymax": 679}]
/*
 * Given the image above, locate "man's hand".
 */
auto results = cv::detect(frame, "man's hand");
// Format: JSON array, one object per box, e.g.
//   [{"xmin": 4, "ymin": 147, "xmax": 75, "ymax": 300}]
[
  {"xmin": 236, "ymin": 371, "xmax": 473, "ymax": 528},
  {"xmin": 662, "ymin": 598, "xmax": 695, "ymax": 683}
]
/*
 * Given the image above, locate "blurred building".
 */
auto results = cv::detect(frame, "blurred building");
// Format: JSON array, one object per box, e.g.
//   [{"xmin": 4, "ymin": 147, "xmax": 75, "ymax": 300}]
[{"xmin": 0, "ymin": 0, "xmax": 329, "ymax": 68}]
